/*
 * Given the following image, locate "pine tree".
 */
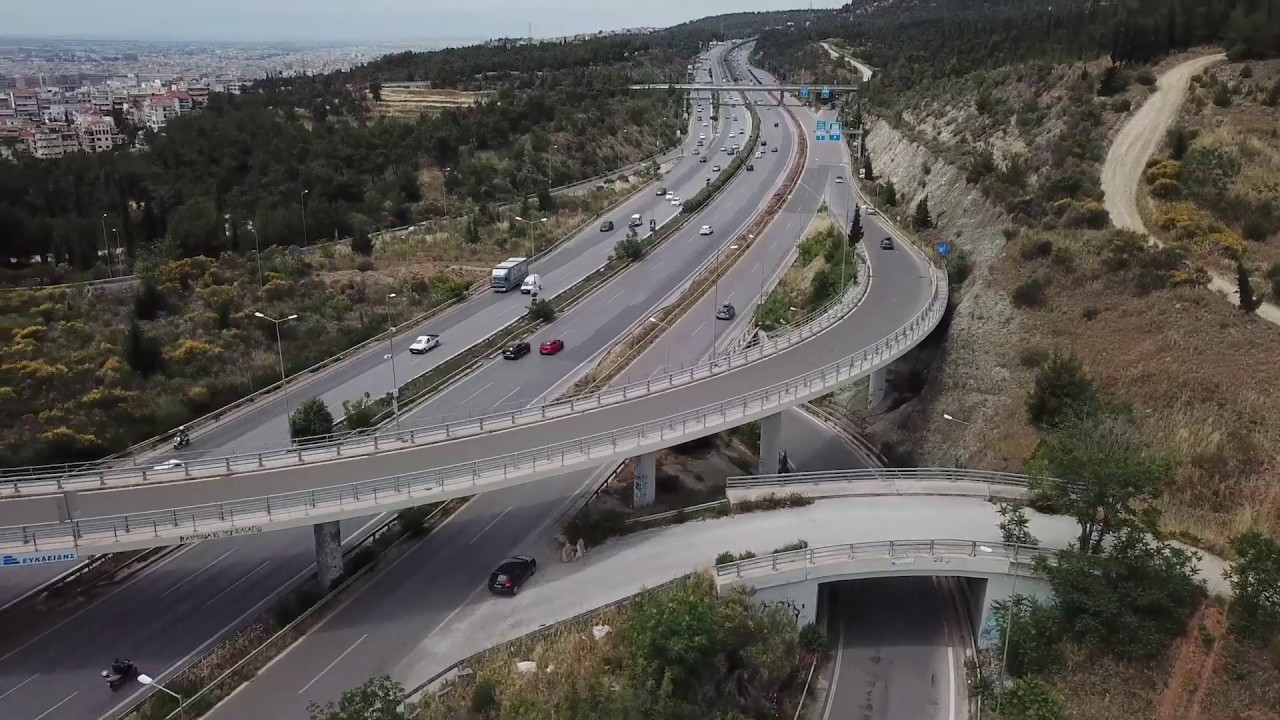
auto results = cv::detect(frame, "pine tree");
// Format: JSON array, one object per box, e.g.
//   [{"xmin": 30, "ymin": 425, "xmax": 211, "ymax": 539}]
[
  {"xmin": 290, "ymin": 397, "xmax": 335, "ymax": 444},
  {"xmin": 1237, "ymin": 258, "xmax": 1260, "ymax": 313},
  {"xmin": 849, "ymin": 206, "xmax": 864, "ymax": 246},
  {"xmin": 861, "ymin": 154, "xmax": 873, "ymax": 181},
  {"xmin": 913, "ymin": 195, "xmax": 934, "ymax": 230}
]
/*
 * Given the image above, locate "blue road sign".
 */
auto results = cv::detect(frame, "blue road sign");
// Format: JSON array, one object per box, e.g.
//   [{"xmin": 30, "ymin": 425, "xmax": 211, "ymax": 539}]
[
  {"xmin": 938, "ymin": 241, "xmax": 951, "ymax": 258},
  {"xmin": 2, "ymin": 550, "xmax": 79, "ymax": 568},
  {"xmin": 800, "ymin": 84, "xmax": 810, "ymax": 98},
  {"xmin": 816, "ymin": 119, "xmax": 828, "ymax": 131},
  {"xmin": 816, "ymin": 134, "xmax": 827, "ymax": 141},
  {"xmin": 821, "ymin": 86, "xmax": 831, "ymax": 99},
  {"xmin": 829, "ymin": 122, "xmax": 843, "ymax": 141}
]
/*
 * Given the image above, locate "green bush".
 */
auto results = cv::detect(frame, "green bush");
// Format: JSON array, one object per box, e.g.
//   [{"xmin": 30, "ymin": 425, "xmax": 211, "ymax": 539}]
[
  {"xmin": 614, "ymin": 236, "xmax": 646, "ymax": 261},
  {"xmin": 1011, "ymin": 274, "xmax": 1047, "ymax": 308},
  {"xmin": 1150, "ymin": 178, "xmax": 1182, "ymax": 198},
  {"xmin": 1018, "ymin": 346, "xmax": 1050, "ymax": 368},
  {"xmin": 527, "ymin": 298, "xmax": 556, "ymax": 323},
  {"xmin": 341, "ymin": 397, "xmax": 379, "ymax": 432},
  {"xmin": 1025, "ymin": 351, "xmax": 1096, "ymax": 428},
  {"xmin": 798, "ymin": 622, "xmax": 826, "ymax": 652},
  {"xmin": 773, "ymin": 539, "xmax": 809, "ymax": 553},
  {"xmin": 290, "ymin": 397, "xmax": 336, "ymax": 443}
]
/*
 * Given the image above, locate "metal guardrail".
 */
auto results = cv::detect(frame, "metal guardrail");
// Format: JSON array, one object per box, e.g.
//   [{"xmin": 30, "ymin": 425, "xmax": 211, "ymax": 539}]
[
  {"xmin": 0, "ymin": 273, "xmax": 945, "ymax": 552},
  {"xmin": 714, "ymin": 539, "xmax": 1049, "ymax": 579},
  {"xmin": 725, "ymin": 468, "xmax": 1041, "ymax": 490},
  {"xmin": 0, "ymin": 199, "xmax": 903, "ymax": 495}
]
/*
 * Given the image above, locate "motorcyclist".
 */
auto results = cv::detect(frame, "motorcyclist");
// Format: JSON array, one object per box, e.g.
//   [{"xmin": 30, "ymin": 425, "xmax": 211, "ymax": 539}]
[{"xmin": 175, "ymin": 426, "xmax": 189, "ymax": 445}]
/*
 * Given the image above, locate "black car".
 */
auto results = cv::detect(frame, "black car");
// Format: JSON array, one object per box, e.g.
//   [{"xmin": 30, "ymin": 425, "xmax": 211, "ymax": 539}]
[
  {"xmin": 746, "ymin": 164, "xmax": 754, "ymax": 171},
  {"xmin": 716, "ymin": 302, "xmax": 736, "ymax": 320},
  {"xmin": 774, "ymin": 121, "xmax": 779, "ymax": 127},
  {"xmin": 503, "ymin": 341, "xmax": 531, "ymax": 360},
  {"xmin": 600, "ymin": 220, "xmax": 614, "ymax": 232},
  {"xmin": 880, "ymin": 237, "xmax": 894, "ymax": 250},
  {"xmin": 489, "ymin": 555, "xmax": 537, "ymax": 595}
]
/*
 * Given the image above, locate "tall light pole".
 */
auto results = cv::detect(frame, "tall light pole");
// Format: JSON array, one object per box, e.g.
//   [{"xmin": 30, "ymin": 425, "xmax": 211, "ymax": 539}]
[
  {"xmin": 254, "ymin": 311, "xmax": 299, "ymax": 418},
  {"xmin": 111, "ymin": 227, "xmax": 123, "ymax": 278},
  {"xmin": 100, "ymin": 213, "xmax": 111, "ymax": 277},
  {"xmin": 513, "ymin": 215, "xmax": 547, "ymax": 257},
  {"xmin": 648, "ymin": 316, "xmax": 673, "ymax": 371},
  {"xmin": 137, "ymin": 673, "xmax": 185, "ymax": 718},
  {"xmin": 441, "ymin": 167, "xmax": 451, "ymax": 218},
  {"xmin": 300, "ymin": 189, "xmax": 310, "ymax": 247},
  {"xmin": 385, "ymin": 293, "xmax": 401, "ymax": 432}
]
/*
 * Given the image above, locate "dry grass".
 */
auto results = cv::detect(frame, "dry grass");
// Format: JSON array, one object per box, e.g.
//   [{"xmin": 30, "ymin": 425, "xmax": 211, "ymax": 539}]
[
  {"xmin": 984, "ymin": 229, "xmax": 1280, "ymax": 552},
  {"xmin": 373, "ymin": 87, "xmax": 488, "ymax": 118}
]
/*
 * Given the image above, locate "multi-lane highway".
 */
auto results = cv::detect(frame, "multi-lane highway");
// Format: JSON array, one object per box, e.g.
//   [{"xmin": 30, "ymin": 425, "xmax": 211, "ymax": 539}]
[
  {"xmin": 0, "ymin": 42, "xmax": 800, "ymax": 720},
  {"xmin": 192, "ymin": 54, "xmax": 903, "ymax": 720}
]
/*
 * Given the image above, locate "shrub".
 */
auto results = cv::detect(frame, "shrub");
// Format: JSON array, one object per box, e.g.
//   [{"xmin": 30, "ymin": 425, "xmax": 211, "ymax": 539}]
[
  {"xmin": 1011, "ymin": 274, "xmax": 1047, "ymax": 308},
  {"xmin": 947, "ymin": 248, "xmax": 972, "ymax": 286},
  {"xmin": 798, "ymin": 622, "xmax": 826, "ymax": 652},
  {"xmin": 1112, "ymin": 97, "xmax": 1132, "ymax": 112},
  {"xmin": 1025, "ymin": 351, "xmax": 1096, "ymax": 428},
  {"xmin": 1150, "ymin": 178, "xmax": 1182, "ymax": 198},
  {"xmin": 527, "ymin": 298, "xmax": 556, "ymax": 323},
  {"xmin": 469, "ymin": 678, "xmax": 500, "ymax": 717},
  {"xmin": 1019, "ymin": 238, "xmax": 1054, "ymax": 261},
  {"xmin": 354, "ymin": 257, "xmax": 376, "ymax": 272},
  {"xmin": 341, "ymin": 398, "xmax": 379, "ymax": 432},
  {"xmin": 733, "ymin": 493, "xmax": 813, "ymax": 513},
  {"xmin": 565, "ymin": 507, "xmax": 629, "ymax": 546},
  {"xmin": 350, "ymin": 230, "xmax": 374, "ymax": 257},
  {"xmin": 343, "ymin": 545, "xmax": 379, "ymax": 576},
  {"xmin": 773, "ymin": 539, "xmax": 809, "ymax": 553},
  {"xmin": 1018, "ymin": 346, "xmax": 1050, "ymax": 368},
  {"xmin": 290, "ymin": 397, "xmax": 335, "ymax": 443},
  {"xmin": 1135, "ymin": 68, "xmax": 1157, "ymax": 86},
  {"xmin": 614, "ymin": 236, "xmax": 646, "ymax": 261}
]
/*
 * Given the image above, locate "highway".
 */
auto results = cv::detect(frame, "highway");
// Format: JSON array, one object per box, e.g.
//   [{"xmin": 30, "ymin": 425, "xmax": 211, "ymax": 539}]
[
  {"xmin": 821, "ymin": 578, "xmax": 967, "ymax": 720},
  {"xmin": 0, "ymin": 43, "xmax": 773, "ymax": 720},
  {"xmin": 195, "ymin": 54, "xmax": 881, "ymax": 720}
]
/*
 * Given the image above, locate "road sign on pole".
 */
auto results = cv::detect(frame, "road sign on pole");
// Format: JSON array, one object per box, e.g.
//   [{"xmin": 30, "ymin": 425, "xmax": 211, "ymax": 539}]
[
  {"xmin": 816, "ymin": 134, "xmax": 827, "ymax": 142},
  {"xmin": 938, "ymin": 241, "xmax": 951, "ymax": 258},
  {"xmin": 821, "ymin": 86, "xmax": 831, "ymax": 99},
  {"xmin": 829, "ymin": 122, "xmax": 842, "ymax": 141},
  {"xmin": 800, "ymin": 84, "xmax": 810, "ymax": 98}
]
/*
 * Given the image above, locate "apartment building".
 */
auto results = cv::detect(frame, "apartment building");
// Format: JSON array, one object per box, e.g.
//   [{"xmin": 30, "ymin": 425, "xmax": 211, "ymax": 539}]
[
  {"xmin": 142, "ymin": 90, "xmax": 192, "ymax": 130},
  {"xmin": 9, "ymin": 89, "xmax": 39, "ymax": 120},
  {"xmin": 20, "ymin": 123, "xmax": 80, "ymax": 158},
  {"xmin": 74, "ymin": 112, "xmax": 118, "ymax": 152}
]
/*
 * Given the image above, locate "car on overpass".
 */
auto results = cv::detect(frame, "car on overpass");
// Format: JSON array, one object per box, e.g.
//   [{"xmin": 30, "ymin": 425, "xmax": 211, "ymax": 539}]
[
  {"xmin": 408, "ymin": 335, "xmax": 440, "ymax": 354},
  {"xmin": 488, "ymin": 555, "xmax": 537, "ymax": 596}
]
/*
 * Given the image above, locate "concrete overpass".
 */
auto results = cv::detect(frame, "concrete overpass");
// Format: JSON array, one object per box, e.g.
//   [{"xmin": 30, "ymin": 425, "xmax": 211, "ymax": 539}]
[{"xmin": 715, "ymin": 538, "xmax": 1054, "ymax": 649}]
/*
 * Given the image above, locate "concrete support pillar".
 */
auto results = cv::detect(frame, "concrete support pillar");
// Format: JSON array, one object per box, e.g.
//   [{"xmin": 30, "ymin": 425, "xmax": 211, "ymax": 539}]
[
  {"xmin": 758, "ymin": 412, "xmax": 783, "ymax": 475},
  {"xmin": 633, "ymin": 451, "xmax": 658, "ymax": 509},
  {"xmin": 313, "ymin": 521, "xmax": 343, "ymax": 591},
  {"xmin": 868, "ymin": 367, "xmax": 888, "ymax": 411}
]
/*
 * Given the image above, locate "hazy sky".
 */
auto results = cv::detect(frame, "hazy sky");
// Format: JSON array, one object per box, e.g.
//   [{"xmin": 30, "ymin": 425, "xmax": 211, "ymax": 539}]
[{"xmin": 7, "ymin": 0, "xmax": 845, "ymax": 43}]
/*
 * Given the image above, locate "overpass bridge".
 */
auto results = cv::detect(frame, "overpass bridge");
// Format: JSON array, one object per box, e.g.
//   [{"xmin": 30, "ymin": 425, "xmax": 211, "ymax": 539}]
[{"xmin": 715, "ymin": 538, "xmax": 1054, "ymax": 649}]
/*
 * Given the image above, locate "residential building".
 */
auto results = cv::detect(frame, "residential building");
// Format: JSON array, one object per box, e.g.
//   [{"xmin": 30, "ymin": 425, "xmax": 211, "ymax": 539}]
[
  {"xmin": 74, "ymin": 112, "xmax": 117, "ymax": 152},
  {"xmin": 142, "ymin": 90, "xmax": 192, "ymax": 130},
  {"xmin": 9, "ymin": 89, "xmax": 38, "ymax": 120},
  {"xmin": 20, "ymin": 123, "xmax": 80, "ymax": 158}
]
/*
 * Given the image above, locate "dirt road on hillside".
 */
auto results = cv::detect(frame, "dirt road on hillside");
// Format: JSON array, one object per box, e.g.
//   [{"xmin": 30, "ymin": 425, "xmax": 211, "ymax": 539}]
[
  {"xmin": 1101, "ymin": 52, "xmax": 1280, "ymax": 324},
  {"xmin": 1101, "ymin": 52, "xmax": 1226, "ymax": 236}
]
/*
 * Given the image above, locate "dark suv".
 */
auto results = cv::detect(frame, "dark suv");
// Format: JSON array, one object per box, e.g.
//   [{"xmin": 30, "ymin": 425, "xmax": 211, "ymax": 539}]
[
  {"xmin": 489, "ymin": 556, "xmax": 537, "ymax": 596},
  {"xmin": 503, "ymin": 341, "xmax": 531, "ymax": 360},
  {"xmin": 600, "ymin": 220, "xmax": 614, "ymax": 232}
]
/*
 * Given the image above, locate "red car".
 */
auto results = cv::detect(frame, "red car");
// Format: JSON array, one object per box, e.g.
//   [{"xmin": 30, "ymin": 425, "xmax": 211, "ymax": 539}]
[{"xmin": 539, "ymin": 338, "xmax": 565, "ymax": 355}]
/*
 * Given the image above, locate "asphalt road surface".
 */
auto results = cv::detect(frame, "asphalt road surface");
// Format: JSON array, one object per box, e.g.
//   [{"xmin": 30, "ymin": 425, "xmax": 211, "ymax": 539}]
[
  {"xmin": 201, "ymin": 55, "xmax": 880, "ymax": 720},
  {"xmin": 820, "ymin": 577, "xmax": 967, "ymax": 720},
  {"xmin": 0, "ymin": 43, "xmax": 793, "ymax": 720}
]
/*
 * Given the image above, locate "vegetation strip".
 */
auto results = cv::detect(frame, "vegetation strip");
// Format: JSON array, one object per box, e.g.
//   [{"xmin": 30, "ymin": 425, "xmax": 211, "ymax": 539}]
[
  {"xmin": 565, "ymin": 90, "xmax": 807, "ymax": 397},
  {"xmin": 121, "ymin": 498, "xmax": 468, "ymax": 720}
]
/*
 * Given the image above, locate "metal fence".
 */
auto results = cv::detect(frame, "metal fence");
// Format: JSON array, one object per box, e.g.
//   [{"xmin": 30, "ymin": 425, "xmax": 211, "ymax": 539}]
[
  {"xmin": 723, "ymin": 467, "xmax": 1081, "ymax": 494},
  {"xmin": 714, "ymin": 539, "xmax": 1049, "ymax": 579}
]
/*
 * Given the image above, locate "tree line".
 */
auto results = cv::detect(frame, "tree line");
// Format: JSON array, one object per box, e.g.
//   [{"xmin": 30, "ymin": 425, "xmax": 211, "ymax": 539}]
[{"xmin": 0, "ymin": 31, "xmax": 703, "ymax": 283}]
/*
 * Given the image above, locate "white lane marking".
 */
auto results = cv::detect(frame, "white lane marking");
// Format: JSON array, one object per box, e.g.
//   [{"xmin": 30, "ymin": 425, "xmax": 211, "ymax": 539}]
[
  {"xmin": 947, "ymin": 644, "xmax": 957, "ymax": 720},
  {"xmin": 160, "ymin": 548, "xmax": 236, "ymax": 598},
  {"xmin": 692, "ymin": 322, "xmax": 706, "ymax": 338},
  {"xmin": 457, "ymin": 381, "xmax": 494, "ymax": 407},
  {"xmin": 298, "ymin": 633, "xmax": 367, "ymax": 695},
  {"xmin": 601, "ymin": 288, "xmax": 625, "ymax": 305},
  {"xmin": 33, "ymin": 691, "xmax": 77, "ymax": 720},
  {"xmin": 0, "ymin": 543, "xmax": 195, "ymax": 664},
  {"xmin": 752, "ymin": 262, "xmax": 760, "ymax": 274},
  {"xmin": 200, "ymin": 560, "xmax": 271, "ymax": 609},
  {"xmin": 820, "ymin": 600, "xmax": 845, "ymax": 720},
  {"xmin": 493, "ymin": 386, "xmax": 522, "ymax": 408},
  {"xmin": 0, "ymin": 674, "xmax": 37, "ymax": 701},
  {"xmin": 470, "ymin": 507, "xmax": 512, "ymax": 544}
]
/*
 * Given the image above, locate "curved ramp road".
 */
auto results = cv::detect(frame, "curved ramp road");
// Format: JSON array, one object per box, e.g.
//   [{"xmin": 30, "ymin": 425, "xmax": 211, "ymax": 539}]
[{"xmin": 0, "ymin": 42, "xmax": 797, "ymax": 720}]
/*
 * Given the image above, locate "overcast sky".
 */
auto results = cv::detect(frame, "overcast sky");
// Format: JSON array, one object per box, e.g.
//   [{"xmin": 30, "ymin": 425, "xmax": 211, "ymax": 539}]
[{"xmin": 6, "ymin": 0, "xmax": 845, "ymax": 43}]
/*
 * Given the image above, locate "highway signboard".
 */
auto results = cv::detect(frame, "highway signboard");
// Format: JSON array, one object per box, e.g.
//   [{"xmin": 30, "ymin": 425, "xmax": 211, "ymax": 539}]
[
  {"xmin": 829, "ymin": 122, "xmax": 843, "ymax": 141},
  {"xmin": 2, "ymin": 550, "xmax": 79, "ymax": 568},
  {"xmin": 821, "ymin": 86, "xmax": 831, "ymax": 99},
  {"xmin": 938, "ymin": 241, "xmax": 951, "ymax": 258},
  {"xmin": 800, "ymin": 84, "xmax": 810, "ymax": 98}
]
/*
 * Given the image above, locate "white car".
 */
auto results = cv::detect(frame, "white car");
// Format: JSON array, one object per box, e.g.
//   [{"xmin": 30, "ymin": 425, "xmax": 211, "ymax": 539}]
[
  {"xmin": 702, "ymin": 122, "xmax": 709, "ymax": 127},
  {"xmin": 670, "ymin": 197, "xmax": 682, "ymax": 206},
  {"xmin": 863, "ymin": 205, "xmax": 877, "ymax": 215},
  {"xmin": 720, "ymin": 146, "xmax": 727, "ymax": 152},
  {"xmin": 729, "ymin": 132, "xmax": 736, "ymax": 138},
  {"xmin": 699, "ymin": 225, "xmax": 713, "ymax": 236},
  {"xmin": 835, "ymin": 176, "xmax": 844, "ymax": 184},
  {"xmin": 152, "ymin": 459, "xmax": 185, "ymax": 472},
  {"xmin": 409, "ymin": 334, "xmax": 440, "ymax": 354}
]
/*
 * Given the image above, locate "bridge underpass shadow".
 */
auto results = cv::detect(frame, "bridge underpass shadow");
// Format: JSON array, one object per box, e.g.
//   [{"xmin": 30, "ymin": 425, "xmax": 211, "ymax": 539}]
[{"xmin": 816, "ymin": 576, "xmax": 981, "ymax": 720}]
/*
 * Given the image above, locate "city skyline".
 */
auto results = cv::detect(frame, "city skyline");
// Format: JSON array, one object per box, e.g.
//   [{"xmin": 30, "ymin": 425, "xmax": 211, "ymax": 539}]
[{"xmin": 5, "ymin": 0, "xmax": 845, "ymax": 43}]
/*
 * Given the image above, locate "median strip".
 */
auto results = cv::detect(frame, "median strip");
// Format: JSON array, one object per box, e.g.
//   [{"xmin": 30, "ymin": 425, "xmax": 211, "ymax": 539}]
[{"xmin": 564, "ymin": 91, "xmax": 809, "ymax": 397}]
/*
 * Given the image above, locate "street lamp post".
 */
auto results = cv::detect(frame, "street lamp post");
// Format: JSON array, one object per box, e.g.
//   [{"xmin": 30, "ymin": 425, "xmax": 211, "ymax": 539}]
[
  {"xmin": 254, "ymin": 311, "xmax": 299, "ymax": 418},
  {"xmin": 111, "ymin": 227, "xmax": 123, "ymax": 278},
  {"xmin": 385, "ymin": 293, "xmax": 401, "ymax": 432},
  {"xmin": 648, "ymin": 316, "xmax": 672, "ymax": 371},
  {"xmin": 513, "ymin": 216, "xmax": 547, "ymax": 257},
  {"xmin": 300, "ymin": 189, "xmax": 310, "ymax": 247},
  {"xmin": 99, "ymin": 213, "xmax": 111, "ymax": 277},
  {"xmin": 441, "ymin": 167, "xmax": 451, "ymax": 218},
  {"xmin": 137, "ymin": 673, "xmax": 185, "ymax": 718}
]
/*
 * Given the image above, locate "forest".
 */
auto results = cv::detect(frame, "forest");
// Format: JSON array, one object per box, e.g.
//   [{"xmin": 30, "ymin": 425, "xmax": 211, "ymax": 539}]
[
  {"xmin": 0, "ymin": 30, "xmax": 705, "ymax": 284},
  {"xmin": 754, "ymin": 0, "xmax": 1280, "ymax": 105}
]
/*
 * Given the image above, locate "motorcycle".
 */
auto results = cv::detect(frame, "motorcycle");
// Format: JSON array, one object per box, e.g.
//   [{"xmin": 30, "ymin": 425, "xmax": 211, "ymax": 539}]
[
  {"xmin": 101, "ymin": 661, "xmax": 137, "ymax": 691},
  {"xmin": 173, "ymin": 435, "xmax": 190, "ymax": 450}
]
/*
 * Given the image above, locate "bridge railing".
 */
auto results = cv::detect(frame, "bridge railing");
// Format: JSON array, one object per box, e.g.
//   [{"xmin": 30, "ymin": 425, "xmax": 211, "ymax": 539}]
[
  {"xmin": 714, "ymin": 539, "xmax": 1051, "ymax": 580},
  {"xmin": 0, "ymin": 276, "xmax": 947, "ymax": 552},
  {"xmin": 727, "ymin": 468, "xmax": 1038, "ymax": 489},
  {"xmin": 2, "ymin": 223, "xmax": 917, "ymax": 495}
]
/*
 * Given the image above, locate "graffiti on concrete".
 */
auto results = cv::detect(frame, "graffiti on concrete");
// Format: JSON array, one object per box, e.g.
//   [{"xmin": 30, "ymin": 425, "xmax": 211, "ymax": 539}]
[
  {"xmin": 978, "ymin": 607, "xmax": 1001, "ymax": 650},
  {"xmin": 762, "ymin": 597, "xmax": 803, "ymax": 623}
]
